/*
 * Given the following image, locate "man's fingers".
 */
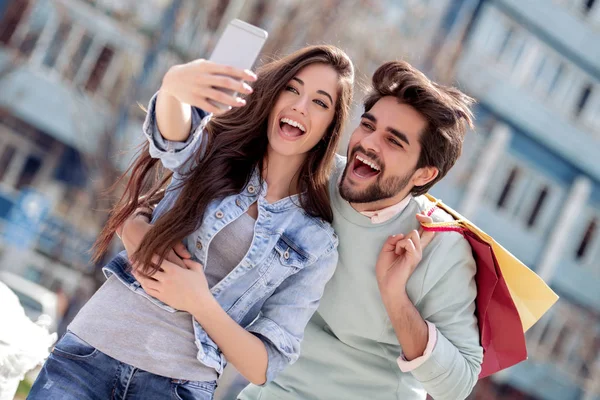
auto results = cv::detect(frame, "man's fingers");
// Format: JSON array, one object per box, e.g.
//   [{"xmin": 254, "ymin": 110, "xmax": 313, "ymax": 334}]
[
  {"xmin": 172, "ymin": 242, "xmax": 191, "ymax": 259},
  {"xmin": 416, "ymin": 213, "xmax": 436, "ymax": 248},
  {"xmin": 183, "ymin": 258, "xmax": 204, "ymax": 271},
  {"xmin": 407, "ymin": 230, "xmax": 422, "ymax": 254},
  {"xmin": 149, "ymin": 268, "xmax": 167, "ymax": 282},
  {"xmin": 150, "ymin": 254, "xmax": 179, "ymax": 273},
  {"xmin": 416, "ymin": 212, "xmax": 433, "ymax": 236},
  {"xmin": 395, "ymin": 238, "xmax": 416, "ymax": 256},
  {"xmin": 420, "ymin": 230, "xmax": 436, "ymax": 248},
  {"xmin": 132, "ymin": 270, "xmax": 160, "ymax": 292},
  {"xmin": 166, "ymin": 250, "xmax": 186, "ymax": 269},
  {"xmin": 382, "ymin": 234, "xmax": 405, "ymax": 252}
]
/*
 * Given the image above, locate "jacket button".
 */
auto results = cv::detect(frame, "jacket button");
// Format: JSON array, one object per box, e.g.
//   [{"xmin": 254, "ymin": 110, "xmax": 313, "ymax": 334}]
[
  {"xmin": 235, "ymin": 199, "xmax": 242, "ymax": 207},
  {"xmin": 247, "ymin": 185, "xmax": 255, "ymax": 194},
  {"xmin": 283, "ymin": 249, "xmax": 290, "ymax": 260},
  {"xmin": 196, "ymin": 240, "xmax": 203, "ymax": 250},
  {"xmin": 215, "ymin": 211, "xmax": 224, "ymax": 219}
]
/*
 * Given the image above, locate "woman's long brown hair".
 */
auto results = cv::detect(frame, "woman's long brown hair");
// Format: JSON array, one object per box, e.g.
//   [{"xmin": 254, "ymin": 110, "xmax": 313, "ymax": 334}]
[{"xmin": 93, "ymin": 45, "xmax": 354, "ymax": 276}]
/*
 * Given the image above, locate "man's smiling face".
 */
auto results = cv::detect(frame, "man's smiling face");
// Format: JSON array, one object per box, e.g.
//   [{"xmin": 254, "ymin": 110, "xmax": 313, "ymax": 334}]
[{"xmin": 339, "ymin": 96, "xmax": 433, "ymax": 208}]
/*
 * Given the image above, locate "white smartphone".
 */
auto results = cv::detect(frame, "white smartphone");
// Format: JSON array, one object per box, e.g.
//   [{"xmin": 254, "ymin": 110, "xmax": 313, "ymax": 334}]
[{"xmin": 208, "ymin": 19, "xmax": 268, "ymax": 110}]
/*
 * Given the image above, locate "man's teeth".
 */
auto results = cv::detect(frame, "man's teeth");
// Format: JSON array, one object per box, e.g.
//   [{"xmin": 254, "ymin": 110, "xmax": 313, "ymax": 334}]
[
  {"xmin": 280, "ymin": 118, "xmax": 306, "ymax": 132},
  {"xmin": 356, "ymin": 155, "xmax": 380, "ymax": 171}
]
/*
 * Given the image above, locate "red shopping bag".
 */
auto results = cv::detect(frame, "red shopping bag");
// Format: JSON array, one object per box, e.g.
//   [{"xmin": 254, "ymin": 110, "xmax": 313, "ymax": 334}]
[
  {"xmin": 421, "ymin": 208, "xmax": 528, "ymax": 378},
  {"xmin": 462, "ymin": 230, "xmax": 527, "ymax": 378}
]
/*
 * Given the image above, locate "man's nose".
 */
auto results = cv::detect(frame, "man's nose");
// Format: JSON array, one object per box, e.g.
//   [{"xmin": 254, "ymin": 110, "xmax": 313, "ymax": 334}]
[{"xmin": 360, "ymin": 131, "xmax": 381, "ymax": 154}]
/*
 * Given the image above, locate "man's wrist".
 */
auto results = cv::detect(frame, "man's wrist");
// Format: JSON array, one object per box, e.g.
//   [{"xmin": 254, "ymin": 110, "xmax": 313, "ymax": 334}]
[{"xmin": 382, "ymin": 288, "xmax": 413, "ymax": 314}]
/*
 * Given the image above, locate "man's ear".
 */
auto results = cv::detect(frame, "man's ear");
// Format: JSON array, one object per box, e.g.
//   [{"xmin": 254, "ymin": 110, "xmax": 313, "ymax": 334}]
[{"xmin": 411, "ymin": 166, "xmax": 438, "ymax": 188}]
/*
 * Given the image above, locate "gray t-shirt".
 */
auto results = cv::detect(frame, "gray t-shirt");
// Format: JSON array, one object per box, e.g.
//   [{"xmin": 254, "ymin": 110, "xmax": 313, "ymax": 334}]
[{"xmin": 69, "ymin": 213, "xmax": 255, "ymax": 381}]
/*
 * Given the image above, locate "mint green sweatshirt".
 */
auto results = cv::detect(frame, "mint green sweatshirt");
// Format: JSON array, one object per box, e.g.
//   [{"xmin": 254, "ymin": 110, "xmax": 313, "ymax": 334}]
[{"xmin": 240, "ymin": 156, "xmax": 483, "ymax": 400}]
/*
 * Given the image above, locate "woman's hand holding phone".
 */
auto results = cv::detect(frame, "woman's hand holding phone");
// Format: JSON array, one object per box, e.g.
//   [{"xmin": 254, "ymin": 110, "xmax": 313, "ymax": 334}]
[{"xmin": 160, "ymin": 59, "xmax": 257, "ymax": 115}]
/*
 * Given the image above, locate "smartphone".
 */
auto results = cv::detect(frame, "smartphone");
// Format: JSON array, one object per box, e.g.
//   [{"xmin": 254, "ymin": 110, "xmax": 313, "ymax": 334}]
[{"xmin": 208, "ymin": 19, "xmax": 268, "ymax": 110}]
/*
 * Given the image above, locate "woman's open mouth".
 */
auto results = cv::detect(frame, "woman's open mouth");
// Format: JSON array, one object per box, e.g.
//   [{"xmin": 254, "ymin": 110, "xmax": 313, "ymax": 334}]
[{"xmin": 279, "ymin": 117, "xmax": 306, "ymax": 141}]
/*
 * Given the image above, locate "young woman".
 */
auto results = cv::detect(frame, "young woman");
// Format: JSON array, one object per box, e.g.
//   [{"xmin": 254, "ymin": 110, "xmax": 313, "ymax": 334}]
[{"xmin": 28, "ymin": 45, "xmax": 354, "ymax": 400}]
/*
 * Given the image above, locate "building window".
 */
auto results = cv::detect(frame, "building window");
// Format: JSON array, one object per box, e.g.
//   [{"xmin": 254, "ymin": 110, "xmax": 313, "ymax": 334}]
[
  {"xmin": 576, "ymin": 217, "xmax": 597, "ymax": 259},
  {"xmin": 584, "ymin": 0, "xmax": 597, "ymax": 14},
  {"xmin": 63, "ymin": 32, "xmax": 93, "ymax": 81},
  {"xmin": 85, "ymin": 45, "xmax": 115, "ymax": 93},
  {"xmin": 15, "ymin": 154, "xmax": 42, "ymax": 189},
  {"xmin": 0, "ymin": 0, "xmax": 30, "ymax": 45},
  {"xmin": 550, "ymin": 325, "xmax": 570, "ymax": 359},
  {"xmin": 575, "ymin": 83, "xmax": 593, "ymax": 117},
  {"xmin": 43, "ymin": 19, "xmax": 71, "ymax": 69},
  {"xmin": 17, "ymin": 15, "xmax": 44, "ymax": 57},
  {"xmin": 496, "ymin": 26, "xmax": 514, "ymax": 60},
  {"xmin": 527, "ymin": 186, "xmax": 549, "ymax": 227},
  {"xmin": 497, "ymin": 167, "xmax": 520, "ymax": 209},
  {"xmin": 547, "ymin": 62, "xmax": 564, "ymax": 95},
  {"xmin": 0, "ymin": 145, "xmax": 17, "ymax": 182}
]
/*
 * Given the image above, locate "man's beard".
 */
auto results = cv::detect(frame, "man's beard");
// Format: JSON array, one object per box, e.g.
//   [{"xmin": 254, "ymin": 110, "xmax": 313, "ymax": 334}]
[{"xmin": 339, "ymin": 163, "xmax": 414, "ymax": 204}]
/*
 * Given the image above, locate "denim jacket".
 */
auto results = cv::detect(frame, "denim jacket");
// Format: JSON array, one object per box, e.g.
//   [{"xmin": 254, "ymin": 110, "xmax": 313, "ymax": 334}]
[{"xmin": 103, "ymin": 94, "xmax": 338, "ymax": 382}]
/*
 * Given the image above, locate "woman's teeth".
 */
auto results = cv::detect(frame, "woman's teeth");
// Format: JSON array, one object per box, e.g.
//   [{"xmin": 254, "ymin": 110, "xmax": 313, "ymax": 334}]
[{"xmin": 280, "ymin": 118, "xmax": 306, "ymax": 132}]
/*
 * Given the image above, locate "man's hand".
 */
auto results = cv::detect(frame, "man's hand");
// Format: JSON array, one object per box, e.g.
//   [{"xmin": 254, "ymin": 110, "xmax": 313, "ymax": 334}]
[
  {"xmin": 119, "ymin": 207, "xmax": 191, "ymax": 269},
  {"xmin": 132, "ymin": 258, "xmax": 210, "ymax": 312},
  {"xmin": 376, "ymin": 212, "xmax": 437, "ymax": 362},
  {"xmin": 376, "ymin": 213, "xmax": 435, "ymax": 304}
]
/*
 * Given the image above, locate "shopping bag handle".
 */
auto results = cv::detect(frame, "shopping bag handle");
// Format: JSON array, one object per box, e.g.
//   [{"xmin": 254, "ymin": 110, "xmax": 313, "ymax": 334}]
[{"xmin": 421, "ymin": 202, "xmax": 467, "ymax": 233}]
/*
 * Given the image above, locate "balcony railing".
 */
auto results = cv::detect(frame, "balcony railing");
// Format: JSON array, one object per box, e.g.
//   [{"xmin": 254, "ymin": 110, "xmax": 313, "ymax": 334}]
[
  {"xmin": 0, "ymin": 0, "xmax": 145, "ymax": 107},
  {"xmin": 465, "ymin": 4, "xmax": 600, "ymax": 141}
]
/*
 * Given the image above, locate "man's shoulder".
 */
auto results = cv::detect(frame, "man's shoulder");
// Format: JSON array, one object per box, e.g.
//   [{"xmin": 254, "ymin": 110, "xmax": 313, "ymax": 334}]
[
  {"xmin": 411, "ymin": 195, "xmax": 455, "ymax": 224},
  {"xmin": 333, "ymin": 153, "xmax": 347, "ymax": 176},
  {"xmin": 411, "ymin": 195, "xmax": 473, "ymax": 263},
  {"xmin": 327, "ymin": 154, "xmax": 347, "ymax": 196}
]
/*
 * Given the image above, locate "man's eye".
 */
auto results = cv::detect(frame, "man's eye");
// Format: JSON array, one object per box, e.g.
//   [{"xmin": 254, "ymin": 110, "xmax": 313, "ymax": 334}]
[
  {"xmin": 389, "ymin": 138, "xmax": 403, "ymax": 148},
  {"xmin": 361, "ymin": 122, "xmax": 374, "ymax": 130}
]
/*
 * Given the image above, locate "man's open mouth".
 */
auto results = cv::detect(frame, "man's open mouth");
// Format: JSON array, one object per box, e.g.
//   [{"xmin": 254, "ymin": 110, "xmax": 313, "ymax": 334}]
[{"xmin": 351, "ymin": 153, "xmax": 381, "ymax": 179}]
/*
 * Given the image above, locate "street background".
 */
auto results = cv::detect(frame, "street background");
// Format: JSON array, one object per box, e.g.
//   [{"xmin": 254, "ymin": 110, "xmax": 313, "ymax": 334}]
[{"xmin": 0, "ymin": 0, "xmax": 599, "ymax": 399}]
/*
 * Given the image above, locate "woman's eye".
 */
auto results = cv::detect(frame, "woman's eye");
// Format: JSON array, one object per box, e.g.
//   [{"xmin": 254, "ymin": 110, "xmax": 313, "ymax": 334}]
[
  {"xmin": 285, "ymin": 85, "xmax": 299, "ymax": 94},
  {"xmin": 314, "ymin": 99, "xmax": 328, "ymax": 109}
]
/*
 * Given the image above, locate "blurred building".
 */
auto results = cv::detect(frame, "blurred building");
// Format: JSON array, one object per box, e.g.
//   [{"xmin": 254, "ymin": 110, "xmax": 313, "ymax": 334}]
[
  {"xmin": 4, "ymin": 0, "xmax": 597, "ymax": 399},
  {"xmin": 428, "ymin": 1, "xmax": 600, "ymax": 399},
  {"xmin": 0, "ymin": 0, "xmax": 452, "ymax": 296}
]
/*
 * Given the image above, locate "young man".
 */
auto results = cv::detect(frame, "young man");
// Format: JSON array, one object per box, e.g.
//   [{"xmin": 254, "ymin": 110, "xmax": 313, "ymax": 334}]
[{"xmin": 239, "ymin": 61, "xmax": 483, "ymax": 400}]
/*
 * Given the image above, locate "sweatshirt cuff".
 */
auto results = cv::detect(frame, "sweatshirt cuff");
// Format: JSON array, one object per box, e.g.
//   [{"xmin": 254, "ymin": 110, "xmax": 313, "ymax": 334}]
[{"xmin": 397, "ymin": 321, "xmax": 438, "ymax": 372}]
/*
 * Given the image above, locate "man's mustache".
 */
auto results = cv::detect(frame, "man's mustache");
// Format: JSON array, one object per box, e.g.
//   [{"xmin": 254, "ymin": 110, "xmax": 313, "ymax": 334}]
[{"xmin": 350, "ymin": 145, "xmax": 384, "ymax": 171}]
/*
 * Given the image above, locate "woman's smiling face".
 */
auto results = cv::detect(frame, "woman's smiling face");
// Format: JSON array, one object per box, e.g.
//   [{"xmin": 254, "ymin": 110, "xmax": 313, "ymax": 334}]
[{"xmin": 267, "ymin": 63, "xmax": 339, "ymax": 158}]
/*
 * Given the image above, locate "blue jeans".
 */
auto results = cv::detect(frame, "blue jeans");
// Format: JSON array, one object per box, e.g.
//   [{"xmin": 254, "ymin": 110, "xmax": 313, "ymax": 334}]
[{"xmin": 28, "ymin": 332, "xmax": 217, "ymax": 400}]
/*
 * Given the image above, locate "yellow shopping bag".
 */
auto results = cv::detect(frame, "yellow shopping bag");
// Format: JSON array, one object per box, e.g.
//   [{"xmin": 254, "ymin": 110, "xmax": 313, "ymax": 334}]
[
  {"xmin": 421, "ymin": 195, "xmax": 559, "ymax": 376},
  {"xmin": 423, "ymin": 194, "xmax": 558, "ymax": 332}
]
